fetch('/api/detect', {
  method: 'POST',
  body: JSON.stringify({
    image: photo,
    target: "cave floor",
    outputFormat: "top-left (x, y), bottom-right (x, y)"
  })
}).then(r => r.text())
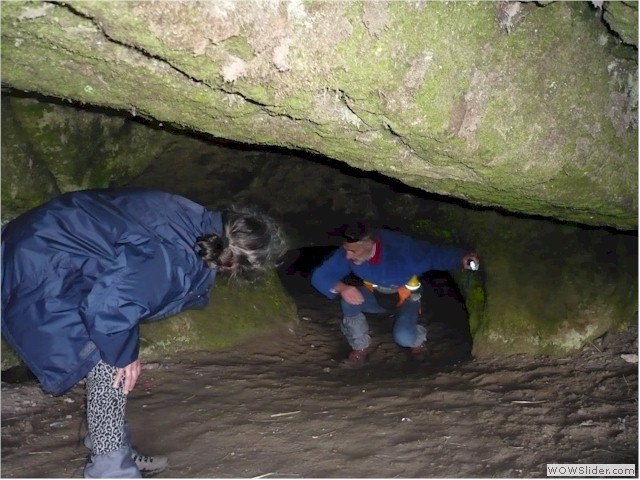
top-left (1, 268), bottom-right (637, 478)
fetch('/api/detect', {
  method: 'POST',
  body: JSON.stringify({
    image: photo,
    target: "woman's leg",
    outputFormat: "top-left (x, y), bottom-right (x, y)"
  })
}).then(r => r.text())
top-left (84, 361), bottom-right (140, 478)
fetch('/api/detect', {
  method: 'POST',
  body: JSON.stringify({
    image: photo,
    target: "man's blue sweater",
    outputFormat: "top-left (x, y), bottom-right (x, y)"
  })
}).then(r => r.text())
top-left (311, 229), bottom-right (465, 299)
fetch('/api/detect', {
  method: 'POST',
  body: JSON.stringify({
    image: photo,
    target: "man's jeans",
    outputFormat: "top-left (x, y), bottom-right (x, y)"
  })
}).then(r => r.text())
top-left (340, 286), bottom-right (426, 350)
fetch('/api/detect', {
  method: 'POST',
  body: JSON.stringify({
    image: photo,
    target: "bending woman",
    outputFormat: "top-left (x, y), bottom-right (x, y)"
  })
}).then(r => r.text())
top-left (1, 188), bottom-right (287, 478)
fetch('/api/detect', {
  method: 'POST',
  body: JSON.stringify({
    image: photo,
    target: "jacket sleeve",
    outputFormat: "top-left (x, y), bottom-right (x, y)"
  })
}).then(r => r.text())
top-left (310, 249), bottom-right (352, 299)
top-left (80, 242), bottom-right (181, 367)
top-left (409, 238), bottom-right (466, 273)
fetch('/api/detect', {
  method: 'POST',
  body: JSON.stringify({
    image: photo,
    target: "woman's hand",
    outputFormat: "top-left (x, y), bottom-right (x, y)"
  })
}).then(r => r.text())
top-left (112, 359), bottom-right (141, 394)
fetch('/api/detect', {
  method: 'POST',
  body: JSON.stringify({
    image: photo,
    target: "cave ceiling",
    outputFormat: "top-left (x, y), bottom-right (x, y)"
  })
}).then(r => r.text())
top-left (1, 0), bottom-right (637, 230)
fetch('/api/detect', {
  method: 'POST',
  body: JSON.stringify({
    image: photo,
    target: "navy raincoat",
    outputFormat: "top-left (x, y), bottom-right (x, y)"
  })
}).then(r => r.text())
top-left (2, 189), bottom-right (221, 395)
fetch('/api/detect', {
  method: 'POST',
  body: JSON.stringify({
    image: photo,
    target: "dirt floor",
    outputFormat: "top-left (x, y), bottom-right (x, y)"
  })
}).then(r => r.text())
top-left (1, 256), bottom-right (638, 478)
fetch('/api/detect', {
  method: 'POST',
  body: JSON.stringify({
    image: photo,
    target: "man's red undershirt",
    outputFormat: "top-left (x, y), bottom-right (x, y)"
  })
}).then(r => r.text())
top-left (369, 238), bottom-right (382, 264)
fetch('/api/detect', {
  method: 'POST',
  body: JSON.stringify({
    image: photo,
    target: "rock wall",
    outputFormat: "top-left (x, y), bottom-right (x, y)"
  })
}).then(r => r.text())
top-left (1, 1), bottom-right (637, 229)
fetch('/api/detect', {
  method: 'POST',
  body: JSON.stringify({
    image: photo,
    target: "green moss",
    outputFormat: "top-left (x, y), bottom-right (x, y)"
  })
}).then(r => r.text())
top-left (412, 218), bottom-right (454, 242)
top-left (603, 1), bottom-right (638, 46)
top-left (222, 36), bottom-right (254, 61)
top-left (333, 6), bottom-right (402, 101)
top-left (472, 218), bottom-right (636, 356)
top-left (0, 97), bottom-right (61, 219)
top-left (139, 271), bottom-right (299, 358)
top-left (5, 97), bottom-right (176, 193)
top-left (393, 3), bottom-right (494, 132)
top-left (466, 284), bottom-right (487, 336)
top-left (1, 338), bottom-right (23, 371)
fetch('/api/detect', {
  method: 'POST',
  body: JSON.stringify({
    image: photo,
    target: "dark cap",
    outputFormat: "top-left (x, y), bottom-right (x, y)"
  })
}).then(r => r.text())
top-left (341, 222), bottom-right (370, 243)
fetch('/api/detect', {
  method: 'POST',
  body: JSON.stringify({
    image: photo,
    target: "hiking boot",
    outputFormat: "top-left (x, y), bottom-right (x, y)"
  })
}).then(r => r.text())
top-left (132, 452), bottom-right (169, 477)
top-left (342, 348), bottom-right (368, 368)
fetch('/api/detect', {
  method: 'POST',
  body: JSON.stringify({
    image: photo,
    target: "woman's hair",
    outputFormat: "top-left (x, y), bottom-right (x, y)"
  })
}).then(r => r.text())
top-left (196, 207), bottom-right (287, 283)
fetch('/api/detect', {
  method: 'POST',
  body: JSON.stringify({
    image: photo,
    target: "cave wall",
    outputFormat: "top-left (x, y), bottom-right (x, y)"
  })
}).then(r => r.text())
top-left (1, 95), bottom-right (181, 220)
top-left (1, 1), bottom-right (637, 229)
top-left (1, 96), bottom-right (636, 363)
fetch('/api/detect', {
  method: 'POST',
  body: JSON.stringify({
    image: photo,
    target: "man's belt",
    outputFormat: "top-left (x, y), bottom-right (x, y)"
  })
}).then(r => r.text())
top-left (363, 282), bottom-right (414, 307)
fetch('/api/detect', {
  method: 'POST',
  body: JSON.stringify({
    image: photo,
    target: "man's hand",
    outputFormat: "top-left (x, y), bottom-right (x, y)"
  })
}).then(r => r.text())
top-left (462, 252), bottom-right (480, 271)
top-left (112, 359), bottom-right (141, 395)
top-left (333, 282), bottom-right (364, 305)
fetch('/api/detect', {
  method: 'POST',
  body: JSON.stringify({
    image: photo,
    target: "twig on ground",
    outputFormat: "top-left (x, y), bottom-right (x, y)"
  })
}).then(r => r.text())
top-left (270, 411), bottom-right (301, 418)
top-left (253, 473), bottom-right (301, 478)
top-left (311, 430), bottom-right (336, 439)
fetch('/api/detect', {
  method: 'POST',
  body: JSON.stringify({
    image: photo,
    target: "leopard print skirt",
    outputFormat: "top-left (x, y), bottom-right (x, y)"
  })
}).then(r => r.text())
top-left (85, 361), bottom-right (128, 455)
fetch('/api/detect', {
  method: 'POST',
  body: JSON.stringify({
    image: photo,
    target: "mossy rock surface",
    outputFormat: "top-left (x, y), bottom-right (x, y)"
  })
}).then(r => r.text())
top-left (139, 272), bottom-right (299, 358)
top-left (0, 97), bottom-right (60, 221)
top-left (444, 207), bottom-right (637, 357)
top-left (0, 1), bottom-right (636, 229)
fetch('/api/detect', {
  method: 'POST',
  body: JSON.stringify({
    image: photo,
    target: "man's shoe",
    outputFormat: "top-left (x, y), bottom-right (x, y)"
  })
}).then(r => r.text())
top-left (410, 344), bottom-right (427, 360)
top-left (132, 452), bottom-right (169, 477)
top-left (342, 349), bottom-right (368, 368)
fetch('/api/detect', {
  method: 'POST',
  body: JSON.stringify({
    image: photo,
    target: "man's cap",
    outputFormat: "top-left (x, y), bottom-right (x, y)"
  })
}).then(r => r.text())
top-left (341, 222), bottom-right (369, 243)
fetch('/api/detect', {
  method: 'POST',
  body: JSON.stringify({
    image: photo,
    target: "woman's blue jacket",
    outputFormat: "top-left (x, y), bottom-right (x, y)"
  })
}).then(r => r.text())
top-left (1, 189), bottom-right (221, 395)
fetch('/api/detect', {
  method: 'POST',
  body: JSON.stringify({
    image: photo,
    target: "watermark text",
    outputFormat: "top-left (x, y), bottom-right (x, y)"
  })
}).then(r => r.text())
top-left (547, 464), bottom-right (636, 477)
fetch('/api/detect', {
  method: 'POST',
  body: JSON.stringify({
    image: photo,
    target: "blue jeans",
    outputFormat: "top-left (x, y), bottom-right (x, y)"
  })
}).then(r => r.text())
top-left (340, 286), bottom-right (426, 350)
